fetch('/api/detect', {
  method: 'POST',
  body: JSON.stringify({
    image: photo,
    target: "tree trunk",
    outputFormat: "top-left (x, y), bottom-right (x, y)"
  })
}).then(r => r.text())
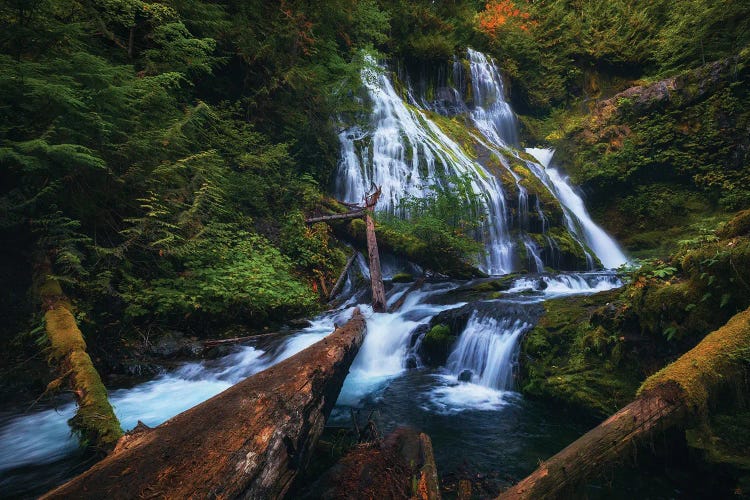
top-left (305, 427), bottom-right (441, 500)
top-left (329, 252), bottom-right (358, 301)
top-left (306, 211), bottom-right (365, 224)
top-left (499, 306), bottom-right (750, 499)
top-left (43, 308), bottom-right (367, 499)
top-left (366, 211), bottom-right (387, 313)
top-left (36, 260), bottom-right (122, 451)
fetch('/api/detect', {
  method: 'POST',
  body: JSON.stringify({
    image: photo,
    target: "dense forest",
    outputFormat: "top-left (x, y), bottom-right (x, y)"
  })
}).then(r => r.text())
top-left (1, 0), bottom-right (749, 498)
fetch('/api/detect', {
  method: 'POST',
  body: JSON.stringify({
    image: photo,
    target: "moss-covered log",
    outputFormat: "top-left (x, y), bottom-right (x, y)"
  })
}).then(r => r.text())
top-left (43, 308), bottom-right (367, 499)
top-left (500, 306), bottom-right (750, 499)
top-left (37, 267), bottom-right (122, 451)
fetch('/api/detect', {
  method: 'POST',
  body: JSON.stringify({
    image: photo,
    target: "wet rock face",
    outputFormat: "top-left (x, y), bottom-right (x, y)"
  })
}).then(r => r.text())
top-left (149, 331), bottom-right (204, 359)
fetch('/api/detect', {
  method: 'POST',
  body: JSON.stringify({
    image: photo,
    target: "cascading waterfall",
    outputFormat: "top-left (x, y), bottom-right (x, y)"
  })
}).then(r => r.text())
top-left (446, 313), bottom-right (529, 389)
top-left (338, 50), bottom-right (626, 275)
top-left (337, 56), bottom-right (515, 274)
top-left (525, 147), bottom-right (628, 269)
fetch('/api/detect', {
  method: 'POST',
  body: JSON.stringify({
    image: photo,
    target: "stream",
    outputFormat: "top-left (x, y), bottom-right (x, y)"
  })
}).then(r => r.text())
top-left (0, 272), bottom-right (621, 497)
top-left (1, 47), bottom-right (637, 497)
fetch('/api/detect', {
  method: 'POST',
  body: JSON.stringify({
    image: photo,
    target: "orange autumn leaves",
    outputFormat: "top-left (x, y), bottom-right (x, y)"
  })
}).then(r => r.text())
top-left (477, 0), bottom-right (536, 36)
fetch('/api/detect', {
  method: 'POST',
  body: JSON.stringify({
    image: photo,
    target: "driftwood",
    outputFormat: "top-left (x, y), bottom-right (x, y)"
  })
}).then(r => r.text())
top-left (365, 186), bottom-right (387, 313)
top-left (35, 258), bottom-right (122, 451)
top-left (329, 252), bottom-right (358, 301)
top-left (499, 306), bottom-right (750, 499)
top-left (306, 211), bottom-right (365, 224)
top-left (44, 308), bottom-right (367, 499)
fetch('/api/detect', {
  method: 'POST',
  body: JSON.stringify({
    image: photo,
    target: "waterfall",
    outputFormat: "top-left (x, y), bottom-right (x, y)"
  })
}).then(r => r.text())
top-left (466, 48), bottom-right (519, 146)
top-left (446, 313), bottom-right (529, 390)
top-left (336, 56), bottom-right (515, 274)
top-left (525, 148), bottom-right (628, 269)
top-left (337, 50), bottom-right (625, 274)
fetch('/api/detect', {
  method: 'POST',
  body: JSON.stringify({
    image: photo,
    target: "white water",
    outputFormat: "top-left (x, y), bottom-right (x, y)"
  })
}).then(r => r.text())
top-left (525, 148), bottom-right (628, 269)
top-left (507, 273), bottom-right (622, 296)
top-left (447, 314), bottom-right (528, 389)
top-left (337, 56), bottom-right (515, 274)
top-left (338, 51), bottom-right (625, 274)
top-left (466, 48), bottom-right (518, 146)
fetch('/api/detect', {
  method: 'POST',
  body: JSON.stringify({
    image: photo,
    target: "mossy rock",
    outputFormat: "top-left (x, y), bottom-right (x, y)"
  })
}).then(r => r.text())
top-left (420, 324), bottom-right (455, 366)
top-left (717, 209), bottom-right (750, 239)
top-left (391, 272), bottom-right (414, 283)
top-left (519, 290), bottom-right (642, 417)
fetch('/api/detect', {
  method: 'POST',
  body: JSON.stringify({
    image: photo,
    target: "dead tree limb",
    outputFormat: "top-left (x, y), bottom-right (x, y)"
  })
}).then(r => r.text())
top-left (43, 308), bottom-right (367, 500)
top-left (35, 259), bottom-right (122, 451)
top-left (329, 252), bottom-right (358, 301)
top-left (306, 211), bottom-right (365, 224)
top-left (365, 186), bottom-right (387, 313)
top-left (499, 306), bottom-right (750, 499)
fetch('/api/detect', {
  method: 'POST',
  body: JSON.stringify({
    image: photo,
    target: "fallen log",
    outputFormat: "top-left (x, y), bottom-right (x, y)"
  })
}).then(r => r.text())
top-left (499, 306), bottom-right (750, 500)
top-left (44, 308), bottom-right (367, 499)
top-left (306, 211), bottom-right (365, 224)
top-left (36, 260), bottom-right (122, 451)
top-left (329, 252), bottom-right (358, 301)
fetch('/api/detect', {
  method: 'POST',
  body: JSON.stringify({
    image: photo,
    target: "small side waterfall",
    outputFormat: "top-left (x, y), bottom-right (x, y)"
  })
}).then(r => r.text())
top-left (526, 148), bottom-right (628, 269)
top-left (446, 313), bottom-right (529, 389)
top-left (466, 48), bottom-right (519, 146)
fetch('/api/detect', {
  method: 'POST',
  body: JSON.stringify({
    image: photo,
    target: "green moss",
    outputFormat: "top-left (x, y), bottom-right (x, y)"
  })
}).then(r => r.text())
top-left (421, 324), bottom-right (455, 366)
top-left (519, 291), bottom-right (641, 417)
top-left (686, 410), bottom-right (750, 470)
top-left (717, 209), bottom-right (750, 239)
top-left (638, 307), bottom-right (750, 413)
top-left (45, 293), bottom-right (123, 450)
top-left (392, 272), bottom-right (414, 283)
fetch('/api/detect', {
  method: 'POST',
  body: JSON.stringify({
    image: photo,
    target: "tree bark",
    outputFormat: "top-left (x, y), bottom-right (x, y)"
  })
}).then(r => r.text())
top-left (329, 252), bottom-right (358, 301)
top-left (306, 211), bottom-right (365, 224)
top-left (499, 306), bottom-right (750, 499)
top-left (43, 308), bottom-right (367, 500)
top-left (366, 211), bottom-right (387, 313)
top-left (36, 260), bottom-right (123, 451)
top-left (305, 427), bottom-right (441, 500)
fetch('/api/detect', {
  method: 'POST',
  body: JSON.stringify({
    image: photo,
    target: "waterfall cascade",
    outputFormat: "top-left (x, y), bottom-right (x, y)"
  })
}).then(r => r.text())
top-left (337, 50), bottom-right (627, 274)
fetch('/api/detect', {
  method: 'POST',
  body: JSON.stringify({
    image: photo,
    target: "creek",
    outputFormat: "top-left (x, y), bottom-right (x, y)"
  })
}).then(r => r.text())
top-left (1, 49), bottom-right (631, 497)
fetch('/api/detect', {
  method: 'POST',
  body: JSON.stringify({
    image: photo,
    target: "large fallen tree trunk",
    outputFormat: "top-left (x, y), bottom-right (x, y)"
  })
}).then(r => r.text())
top-left (44, 308), bottom-right (367, 499)
top-left (499, 306), bottom-right (750, 499)
top-left (36, 260), bottom-right (123, 451)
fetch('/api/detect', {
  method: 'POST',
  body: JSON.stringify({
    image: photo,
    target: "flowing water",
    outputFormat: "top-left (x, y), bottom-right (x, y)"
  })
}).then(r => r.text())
top-left (0, 49), bottom-right (630, 497)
